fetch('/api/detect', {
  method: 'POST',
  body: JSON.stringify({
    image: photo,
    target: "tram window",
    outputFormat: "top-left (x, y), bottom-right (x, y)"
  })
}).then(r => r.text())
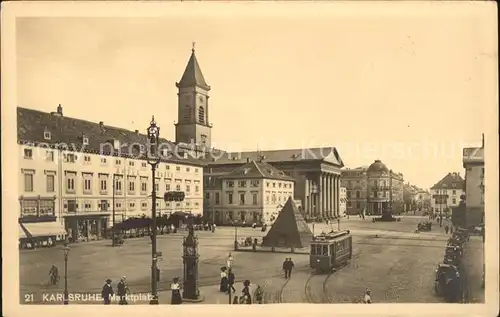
top-left (329, 244), bottom-right (334, 255)
top-left (337, 241), bottom-right (344, 252)
top-left (316, 245), bottom-right (322, 255)
top-left (310, 245), bottom-right (316, 255)
top-left (322, 245), bottom-right (328, 255)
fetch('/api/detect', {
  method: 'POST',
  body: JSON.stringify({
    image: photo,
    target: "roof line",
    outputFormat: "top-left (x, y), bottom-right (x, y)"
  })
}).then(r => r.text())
top-left (252, 160), bottom-right (265, 177)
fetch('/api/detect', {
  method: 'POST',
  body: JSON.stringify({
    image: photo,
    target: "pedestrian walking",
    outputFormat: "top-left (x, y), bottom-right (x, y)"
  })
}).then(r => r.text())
top-left (220, 267), bottom-right (228, 292)
top-left (227, 268), bottom-right (236, 294)
top-left (240, 280), bottom-right (252, 304)
top-left (101, 279), bottom-right (114, 305)
top-left (49, 265), bottom-right (59, 285)
top-left (364, 289), bottom-right (372, 303)
top-left (254, 285), bottom-right (264, 304)
top-left (171, 277), bottom-right (182, 305)
top-left (212, 223), bottom-right (216, 233)
top-left (117, 276), bottom-right (129, 305)
top-left (227, 252), bottom-right (234, 269)
top-left (282, 258), bottom-right (289, 278)
top-left (444, 225), bottom-right (449, 235)
top-left (286, 258), bottom-right (295, 278)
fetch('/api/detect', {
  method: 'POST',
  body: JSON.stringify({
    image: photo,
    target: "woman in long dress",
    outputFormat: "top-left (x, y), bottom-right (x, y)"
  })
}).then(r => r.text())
top-left (220, 267), bottom-right (228, 292)
top-left (171, 277), bottom-right (182, 305)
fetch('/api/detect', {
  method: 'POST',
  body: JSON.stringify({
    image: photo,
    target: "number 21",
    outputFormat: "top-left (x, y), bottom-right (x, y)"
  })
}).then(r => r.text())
top-left (24, 294), bottom-right (34, 302)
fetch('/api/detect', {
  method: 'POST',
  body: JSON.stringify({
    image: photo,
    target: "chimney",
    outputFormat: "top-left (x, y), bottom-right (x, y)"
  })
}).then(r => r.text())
top-left (57, 104), bottom-right (63, 116)
top-left (99, 121), bottom-right (104, 126)
top-left (135, 129), bottom-right (139, 134)
top-left (246, 157), bottom-right (250, 163)
top-left (481, 133), bottom-right (484, 148)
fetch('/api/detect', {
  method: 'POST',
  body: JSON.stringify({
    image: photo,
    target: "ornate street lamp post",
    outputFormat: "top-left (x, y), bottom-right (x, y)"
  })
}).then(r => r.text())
top-left (147, 116), bottom-right (161, 305)
top-left (62, 244), bottom-right (70, 305)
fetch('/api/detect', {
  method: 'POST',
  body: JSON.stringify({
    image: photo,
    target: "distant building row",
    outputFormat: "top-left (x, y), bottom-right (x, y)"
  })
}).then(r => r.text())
top-left (340, 160), bottom-right (405, 215)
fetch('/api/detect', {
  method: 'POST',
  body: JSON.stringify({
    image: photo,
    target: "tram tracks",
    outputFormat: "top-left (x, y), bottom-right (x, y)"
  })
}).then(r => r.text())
top-left (304, 272), bottom-right (333, 303)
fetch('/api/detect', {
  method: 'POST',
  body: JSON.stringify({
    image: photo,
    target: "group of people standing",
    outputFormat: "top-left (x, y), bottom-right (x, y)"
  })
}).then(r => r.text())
top-left (282, 258), bottom-right (295, 279)
top-left (101, 276), bottom-right (130, 305)
top-left (219, 253), bottom-right (253, 304)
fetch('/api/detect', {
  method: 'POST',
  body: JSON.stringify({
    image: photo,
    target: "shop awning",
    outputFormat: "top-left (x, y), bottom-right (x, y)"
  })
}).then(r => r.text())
top-left (19, 222), bottom-right (67, 239)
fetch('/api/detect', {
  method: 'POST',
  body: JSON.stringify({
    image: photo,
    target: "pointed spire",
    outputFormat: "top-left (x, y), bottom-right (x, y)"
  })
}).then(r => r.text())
top-left (176, 44), bottom-right (210, 90)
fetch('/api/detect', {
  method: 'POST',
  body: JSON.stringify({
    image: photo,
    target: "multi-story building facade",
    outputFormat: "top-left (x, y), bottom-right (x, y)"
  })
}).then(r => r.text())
top-left (462, 135), bottom-right (485, 225)
top-left (340, 160), bottom-right (405, 215)
top-left (339, 187), bottom-right (347, 215)
top-left (204, 160), bottom-right (294, 225)
top-left (430, 172), bottom-right (465, 215)
top-left (18, 105), bottom-right (204, 244)
top-left (416, 189), bottom-right (431, 210)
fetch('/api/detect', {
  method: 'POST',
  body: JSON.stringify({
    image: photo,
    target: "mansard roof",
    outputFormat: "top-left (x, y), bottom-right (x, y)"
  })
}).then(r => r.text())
top-left (204, 147), bottom-right (344, 167)
top-left (17, 106), bottom-right (205, 167)
top-left (221, 160), bottom-right (294, 181)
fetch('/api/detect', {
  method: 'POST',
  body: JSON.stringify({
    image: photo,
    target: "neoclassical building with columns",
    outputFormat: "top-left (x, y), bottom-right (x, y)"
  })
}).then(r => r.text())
top-left (203, 150), bottom-right (343, 221)
top-left (167, 46), bottom-right (345, 221)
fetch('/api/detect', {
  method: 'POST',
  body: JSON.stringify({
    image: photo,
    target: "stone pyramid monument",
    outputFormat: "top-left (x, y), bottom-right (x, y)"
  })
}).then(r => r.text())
top-left (262, 197), bottom-right (313, 248)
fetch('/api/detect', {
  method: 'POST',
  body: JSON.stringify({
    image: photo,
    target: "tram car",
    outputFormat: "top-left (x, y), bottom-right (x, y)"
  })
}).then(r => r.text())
top-left (309, 230), bottom-right (353, 272)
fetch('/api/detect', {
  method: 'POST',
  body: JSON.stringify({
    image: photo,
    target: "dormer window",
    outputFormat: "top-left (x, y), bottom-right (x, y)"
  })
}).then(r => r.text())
top-left (44, 130), bottom-right (51, 140)
top-left (83, 135), bottom-right (89, 145)
top-left (113, 139), bottom-right (120, 150)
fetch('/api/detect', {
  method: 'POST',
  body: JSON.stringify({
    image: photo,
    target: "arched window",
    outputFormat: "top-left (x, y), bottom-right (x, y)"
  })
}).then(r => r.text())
top-left (198, 106), bottom-right (205, 124)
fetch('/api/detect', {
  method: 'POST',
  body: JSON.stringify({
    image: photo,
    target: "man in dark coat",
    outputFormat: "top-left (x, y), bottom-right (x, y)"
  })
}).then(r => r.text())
top-left (49, 265), bottom-right (59, 285)
top-left (282, 258), bottom-right (289, 279)
top-left (101, 279), bottom-right (114, 304)
top-left (227, 268), bottom-right (236, 294)
top-left (117, 276), bottom-right (128, 305)
top-left (285, 258), bottom-right (295, 279)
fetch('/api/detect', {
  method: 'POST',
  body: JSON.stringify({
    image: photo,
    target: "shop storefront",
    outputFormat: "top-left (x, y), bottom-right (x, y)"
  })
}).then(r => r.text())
top-left (18, 195), bottom-right (66, 249)
top-left (64, 213), bottom-right (111, 243)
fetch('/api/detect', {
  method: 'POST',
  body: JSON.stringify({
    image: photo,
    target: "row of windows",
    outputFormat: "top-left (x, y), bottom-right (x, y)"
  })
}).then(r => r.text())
top-left (226, 192), bottom-right (259, 205)
top-left (225, 180), bottom-right (260, 188)
top-left (22, 172), bottom-right (200, 195)
top-left (266, 193), bottom-right (293, 203)
top-left (310, 239), bottom-right (350, 255)
top-left (434, 198), bottom-right (457, 204)
top-left (265, 181), bottom-right (292, 189)
top-left (434, 189), bottom-right (459, 195)
top-left (226, 211), bottom-right (262, 222)
top-left (62, 199), bottom-right (200, 212)
top-left (220, 180), bottom-right (293, 190)
top-left (23, 149), bottom-right (199, 173)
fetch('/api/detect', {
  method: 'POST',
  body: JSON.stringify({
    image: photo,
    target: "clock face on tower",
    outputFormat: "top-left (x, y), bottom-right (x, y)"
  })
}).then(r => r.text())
top-left (186, 246), bottom-right (195, 256)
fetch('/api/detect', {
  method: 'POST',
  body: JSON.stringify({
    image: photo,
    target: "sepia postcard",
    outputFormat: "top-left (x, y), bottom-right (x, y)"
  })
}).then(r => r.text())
top-left (2, 1), bottom-right (499, 317)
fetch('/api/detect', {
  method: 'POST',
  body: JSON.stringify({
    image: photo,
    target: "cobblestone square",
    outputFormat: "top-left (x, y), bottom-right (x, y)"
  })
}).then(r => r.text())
top-left (20, 216), bottom-right (485, 304)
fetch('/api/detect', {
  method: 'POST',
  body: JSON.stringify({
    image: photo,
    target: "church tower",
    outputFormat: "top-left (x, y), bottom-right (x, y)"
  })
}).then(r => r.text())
top-left (175, 44), bottom-right (212, 149)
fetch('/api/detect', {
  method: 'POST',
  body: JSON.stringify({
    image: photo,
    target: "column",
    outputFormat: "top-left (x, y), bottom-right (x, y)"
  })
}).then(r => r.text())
top-left (326, 175), bottom-right (330, 218)
top-left (304, 176), bottom-right (311, 216)
top-left (97, 219), bottom-right (102, 240)
top-left (331, 175), bottom-right (335, 218)
top-left (323, 173), bottom-right (330, 218)
top-left (335, 176), bottom-right (340, 217)
top-left (309, 178), bottom-right (313, 218)
top-left (324, 176), bottom-right (328, 218)
top-left (316, 173), bottom-right (323, 216)
top-left (307, 179), bottom-right (314, 218)
top-left (330, 174), bottom-right (335, 218)
top-left (85, 220), bottom-right (90, 241)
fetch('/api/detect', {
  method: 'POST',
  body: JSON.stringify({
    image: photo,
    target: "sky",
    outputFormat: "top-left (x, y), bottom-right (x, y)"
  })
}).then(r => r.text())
top-left (15, 4), bottom-right (496, 190)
